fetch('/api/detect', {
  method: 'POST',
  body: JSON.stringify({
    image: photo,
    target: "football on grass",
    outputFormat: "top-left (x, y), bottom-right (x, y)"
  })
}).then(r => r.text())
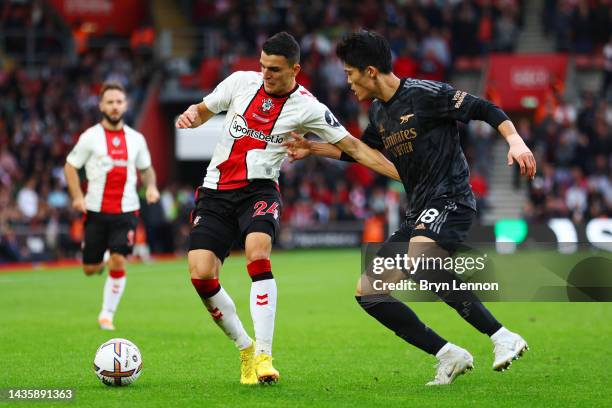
top-left (94, 338), bottom-right (143, 386)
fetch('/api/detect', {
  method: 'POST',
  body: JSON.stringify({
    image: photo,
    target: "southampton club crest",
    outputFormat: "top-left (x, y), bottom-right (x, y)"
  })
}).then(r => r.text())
top-left (261, 98), bottom-right (274, 112)
top-left (112, 136), bottom-right (121, 147)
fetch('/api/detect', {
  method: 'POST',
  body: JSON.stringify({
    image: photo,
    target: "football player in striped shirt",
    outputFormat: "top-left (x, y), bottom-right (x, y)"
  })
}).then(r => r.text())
top-left (65, 82), bottom-right (160, 331)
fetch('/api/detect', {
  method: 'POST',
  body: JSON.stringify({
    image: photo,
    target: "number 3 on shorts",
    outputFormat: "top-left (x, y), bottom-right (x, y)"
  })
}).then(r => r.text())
top-left (418, 208), bottom-right (440, 224)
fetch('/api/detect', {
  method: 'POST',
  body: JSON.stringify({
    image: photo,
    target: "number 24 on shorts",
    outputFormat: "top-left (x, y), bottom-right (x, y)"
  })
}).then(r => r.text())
top-left (253, 201), bottom-right (280, 218)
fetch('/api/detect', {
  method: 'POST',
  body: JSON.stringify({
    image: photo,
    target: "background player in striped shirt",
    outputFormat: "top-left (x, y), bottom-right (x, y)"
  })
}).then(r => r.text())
top-left (64, 82), bottom-right (160, 331)
top-left (176, 32), bottom-right (398, 385)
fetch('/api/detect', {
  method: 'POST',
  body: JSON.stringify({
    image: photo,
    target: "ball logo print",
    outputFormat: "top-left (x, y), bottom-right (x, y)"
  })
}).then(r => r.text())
top-left (93, 338), bottom-right (143, 386)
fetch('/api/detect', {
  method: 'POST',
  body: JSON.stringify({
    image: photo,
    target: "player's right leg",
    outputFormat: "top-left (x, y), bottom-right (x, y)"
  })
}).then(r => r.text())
top-left (189, 250), bottom-right (256, 384)
top-left (355, 225), bottom-right (472, 385)
top-left (188, 189), bottom-right (256, 384)
top-left (82, 212), bottom-right (107, 276)
top-left (356, 274), bottom-right (473, 385)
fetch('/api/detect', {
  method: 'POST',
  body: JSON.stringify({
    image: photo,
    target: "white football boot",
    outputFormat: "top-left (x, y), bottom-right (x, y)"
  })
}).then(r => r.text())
top-left (426, 343), bottom-right (474, 385)
top-left (491, 327), bottom-right (529, 371)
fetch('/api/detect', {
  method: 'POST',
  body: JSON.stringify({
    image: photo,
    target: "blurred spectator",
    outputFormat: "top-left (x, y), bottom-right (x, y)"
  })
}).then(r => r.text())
top-left (495, 6), bottom-right (519, 52)
top-left (603, 35), bottom-right (612, 100)
top-left (470, 170), bottom-right (489, 219)
top-left (16, 178), bottom-right (38, 219)
top-left (572, 0), bottom-right (594, 54)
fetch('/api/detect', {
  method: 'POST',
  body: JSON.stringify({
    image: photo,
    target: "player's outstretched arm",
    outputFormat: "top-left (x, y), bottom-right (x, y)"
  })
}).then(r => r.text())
top-left (283, 133), bottom-right (343, 162)
top-left (139, 167), bottom-right (160, 204)
top-left (64, 162), bottom-right (86, 213)
top-left (284, 132), bottom-right (399, 181)
top-left (498, 120), bottom-right (536, 180)
top-left (175, 102), bottom-right (215, 129)
top-left (335, 135), bottom-right (400, 181)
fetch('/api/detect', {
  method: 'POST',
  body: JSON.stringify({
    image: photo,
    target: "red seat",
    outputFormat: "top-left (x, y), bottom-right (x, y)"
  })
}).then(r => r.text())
top-left (198, 57), bottom-right (222, 89)
top-left (393, 57), bottom-right (417, 78)
top-left (230, 57), bottom-right (260, 73)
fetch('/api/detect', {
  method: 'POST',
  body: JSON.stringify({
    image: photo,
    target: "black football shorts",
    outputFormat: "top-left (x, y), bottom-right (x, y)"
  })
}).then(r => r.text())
top-left (82, 211), bottom-right (138, 264)
top-left (189, 180), bottom-right (282, 262)
top-left (381, 198), bottom-right (475, 255)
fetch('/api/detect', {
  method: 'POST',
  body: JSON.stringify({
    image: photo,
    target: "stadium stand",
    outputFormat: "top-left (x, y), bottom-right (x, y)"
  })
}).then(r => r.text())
top-left (0, 0), bottom-right (609, 262)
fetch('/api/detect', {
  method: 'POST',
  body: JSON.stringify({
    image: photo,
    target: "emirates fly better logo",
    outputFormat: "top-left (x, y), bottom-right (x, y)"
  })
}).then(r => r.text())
top-left (229, 114), bottom-right (284, 143)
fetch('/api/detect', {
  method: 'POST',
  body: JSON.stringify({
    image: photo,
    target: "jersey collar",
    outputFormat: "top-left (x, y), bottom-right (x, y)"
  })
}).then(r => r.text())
top-left (381, 78), bottom-right (407, 107)
top-left (262, 83), bottom-right (299, 99)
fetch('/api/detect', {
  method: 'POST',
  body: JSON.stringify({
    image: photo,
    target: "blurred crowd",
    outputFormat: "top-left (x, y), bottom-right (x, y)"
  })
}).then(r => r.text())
top-left (187, 0), bottom-right (528, 81)
top-left (1, 0), bottom-right (610, 262)
top-left (542, 0), bottom-right (611, 54)
top-left (0, 0), bottom-right (68, 62)
top-left (524, 89), bottom-right (612, 223)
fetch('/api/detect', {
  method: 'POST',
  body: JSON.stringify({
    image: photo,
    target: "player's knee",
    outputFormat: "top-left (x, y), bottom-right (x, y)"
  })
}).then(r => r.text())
top-left (83, 264), bottom-right (102, 276)
top-left (189, 262), bottom-right (216, 280)
top-left (246, 251), bottom-right (270, 265)
top-left (188, 250), bottom-right (219, 280)
top-left (244, 233), bottom-right (272, 264)
top-left (108, 253), bottom-right (126, 270)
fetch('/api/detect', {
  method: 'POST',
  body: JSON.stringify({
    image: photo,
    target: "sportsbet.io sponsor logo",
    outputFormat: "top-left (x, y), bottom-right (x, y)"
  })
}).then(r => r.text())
top-left (229, 114), bottom-right (284, 143)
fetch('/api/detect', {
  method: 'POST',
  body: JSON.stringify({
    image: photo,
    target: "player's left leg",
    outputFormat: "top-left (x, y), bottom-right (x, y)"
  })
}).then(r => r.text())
top-left (244, 230), bottom-right (279, 383)
top-left (238, 181), bottom-right (282, 384)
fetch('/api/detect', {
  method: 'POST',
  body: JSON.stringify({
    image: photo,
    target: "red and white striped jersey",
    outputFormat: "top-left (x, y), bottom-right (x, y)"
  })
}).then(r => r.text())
top-left (202, 71), bottom-right (348, 190)
top-left (66, 124), bottom-right (152, 213)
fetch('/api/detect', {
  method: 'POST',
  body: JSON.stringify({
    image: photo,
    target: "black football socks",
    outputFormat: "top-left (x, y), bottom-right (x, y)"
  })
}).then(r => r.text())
top-left (356, 295), bottom-right (447, 355)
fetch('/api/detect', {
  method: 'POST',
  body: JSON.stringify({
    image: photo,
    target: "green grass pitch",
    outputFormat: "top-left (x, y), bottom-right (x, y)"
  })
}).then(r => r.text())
top-left (1, 249), bottom-right (610, 407)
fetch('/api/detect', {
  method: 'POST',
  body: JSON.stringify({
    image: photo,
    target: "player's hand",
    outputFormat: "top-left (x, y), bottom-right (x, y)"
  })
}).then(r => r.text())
top-left (72, 197), bottom-right (86, 213)
top-left (175, 106), bottom-right (199, 129)
top-left (282, 132), bottom-right (312, 163)
top-left (145, 185), bottom-right (160, 204)
top-left (507, 138), bottom-right (536, 180)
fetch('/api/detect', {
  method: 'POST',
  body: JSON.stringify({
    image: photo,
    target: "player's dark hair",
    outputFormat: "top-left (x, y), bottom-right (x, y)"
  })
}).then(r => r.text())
top-left (262, 32), bottom-right (300, 65)
top-left (336, 30), bottom-right (392, 74)
top-left (99, 82), bottom-right (126, 99)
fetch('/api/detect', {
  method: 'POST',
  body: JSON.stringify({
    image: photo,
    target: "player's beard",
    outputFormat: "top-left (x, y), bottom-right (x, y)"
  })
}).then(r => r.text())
top-left (103, 112), bottom-right (123, 126)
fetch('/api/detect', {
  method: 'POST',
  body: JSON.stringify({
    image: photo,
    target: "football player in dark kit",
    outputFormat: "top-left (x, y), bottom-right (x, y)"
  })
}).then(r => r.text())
top-left (284, 30), bottom-right (536, 385)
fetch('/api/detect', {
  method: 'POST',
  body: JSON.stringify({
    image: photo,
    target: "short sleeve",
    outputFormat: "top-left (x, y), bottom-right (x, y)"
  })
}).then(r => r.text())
top-left (300, 101), bottom-right (348, 144)
top-left (202, 71), bottom-right (244, 113)
top-left (135, 135), bottom-right (152, 170)
top-left (66, 132), bottom-right (92, 169)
